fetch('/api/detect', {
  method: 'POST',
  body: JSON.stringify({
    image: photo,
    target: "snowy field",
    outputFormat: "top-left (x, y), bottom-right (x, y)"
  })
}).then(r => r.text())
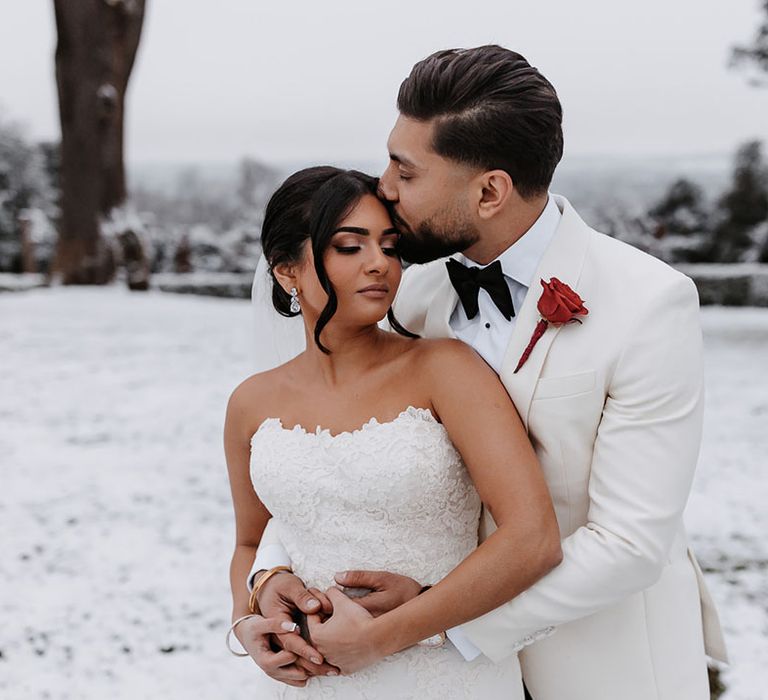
top-left (1, 288), bottom-right (766, 699)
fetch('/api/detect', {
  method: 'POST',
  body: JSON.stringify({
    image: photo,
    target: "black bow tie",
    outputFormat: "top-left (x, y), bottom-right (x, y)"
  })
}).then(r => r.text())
top-left (446, 259), bottom-right (515, 321)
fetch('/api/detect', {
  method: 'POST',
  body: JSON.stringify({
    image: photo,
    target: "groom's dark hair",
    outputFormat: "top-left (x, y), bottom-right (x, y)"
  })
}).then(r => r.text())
top-left (397, 45), bottom-right (563, 199)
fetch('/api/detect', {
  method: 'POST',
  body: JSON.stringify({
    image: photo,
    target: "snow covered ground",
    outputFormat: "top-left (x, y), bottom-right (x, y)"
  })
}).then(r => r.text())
top-left (1, 288), bottom-right (766, 699)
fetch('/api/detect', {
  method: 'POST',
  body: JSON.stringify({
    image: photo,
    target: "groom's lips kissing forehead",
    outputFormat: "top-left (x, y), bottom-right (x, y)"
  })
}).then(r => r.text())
top-left (393, 210), bottom-right (414, 234)
top-left (381, 200), bottom-right (412, 234)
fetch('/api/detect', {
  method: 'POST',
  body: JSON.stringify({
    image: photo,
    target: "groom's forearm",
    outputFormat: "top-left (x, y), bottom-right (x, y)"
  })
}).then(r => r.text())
top-left (460, 519), bottom-right (683, 662)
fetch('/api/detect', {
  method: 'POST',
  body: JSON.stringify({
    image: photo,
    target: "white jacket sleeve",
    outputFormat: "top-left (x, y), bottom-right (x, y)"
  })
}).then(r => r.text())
top-left (246, 518), bottom-right (293, 590)
top-left (461, 276), bottom-right (706, 662)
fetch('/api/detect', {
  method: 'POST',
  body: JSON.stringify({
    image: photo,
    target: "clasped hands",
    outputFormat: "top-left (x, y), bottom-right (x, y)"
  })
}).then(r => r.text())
top-left (244, 569), bottom-right (422, 686)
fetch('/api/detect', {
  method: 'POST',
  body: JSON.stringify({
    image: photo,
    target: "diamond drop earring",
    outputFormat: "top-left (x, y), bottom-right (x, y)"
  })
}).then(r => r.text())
top-left (289, 287), bottom-right (301, 314)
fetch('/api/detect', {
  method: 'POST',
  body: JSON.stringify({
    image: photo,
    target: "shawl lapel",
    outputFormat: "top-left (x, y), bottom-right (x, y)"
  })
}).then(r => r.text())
top-left (498, 196), bottom-right (592, 430)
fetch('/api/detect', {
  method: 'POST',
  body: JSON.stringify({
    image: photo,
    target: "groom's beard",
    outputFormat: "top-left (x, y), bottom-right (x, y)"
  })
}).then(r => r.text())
top-left (393, 210), bottom-right (480, 265)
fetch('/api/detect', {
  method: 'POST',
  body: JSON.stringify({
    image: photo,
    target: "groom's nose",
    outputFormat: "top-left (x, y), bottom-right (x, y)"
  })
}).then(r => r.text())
top-left (378, 168), bottom-right (398, 203)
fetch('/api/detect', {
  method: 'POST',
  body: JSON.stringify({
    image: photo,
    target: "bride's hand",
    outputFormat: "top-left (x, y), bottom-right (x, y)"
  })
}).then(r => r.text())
top-left (308, 587), bottom-right (383, 675)
top-left (334, 570), bottom-right (422, 616)
top-left (255, 576), bottom-right (339, 680)
top-left (235, 616), bottom-right (314, 687)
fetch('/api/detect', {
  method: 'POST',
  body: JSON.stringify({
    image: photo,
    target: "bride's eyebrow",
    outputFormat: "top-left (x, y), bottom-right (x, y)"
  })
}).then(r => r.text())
top-left (333, 227), bottom-right (400, 236)
top-left (334, 227), bottom-right (369, 235)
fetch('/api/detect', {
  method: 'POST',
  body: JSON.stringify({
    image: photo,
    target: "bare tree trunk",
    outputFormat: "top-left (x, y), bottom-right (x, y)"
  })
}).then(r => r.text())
top-left (52, 0), bottom-right (146, 284)
top-left (19, 215), bottom-right (37, 273)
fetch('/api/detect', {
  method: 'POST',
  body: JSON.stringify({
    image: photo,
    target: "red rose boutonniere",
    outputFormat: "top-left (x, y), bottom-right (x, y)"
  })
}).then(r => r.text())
top-left (513, 278), bottom-right (588, 373)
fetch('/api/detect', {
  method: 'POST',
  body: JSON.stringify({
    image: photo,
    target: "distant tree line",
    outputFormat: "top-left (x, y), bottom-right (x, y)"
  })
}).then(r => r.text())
top-left (131, 158), bottom-right (280, 275)
top-left (4, 0), bottom-right (768, 276)
top-left (635, 0), bottom-right (768, 264)
top-left (628, 140), bottom-right (768, 264)
top-left (0, 115), bottom-right (59, 273)
top-left (2, 122), bottom-right (767, 274)
top-left (0, 117), bottom-right (279, 276)
top-left (731, 0), bottom-right (768, 86)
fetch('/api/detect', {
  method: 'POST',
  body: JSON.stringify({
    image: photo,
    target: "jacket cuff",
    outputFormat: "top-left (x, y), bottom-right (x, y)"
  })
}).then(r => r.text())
top-left (446, 624), bottom-right (484, 661)
top-left (246, 543), bottom-right (292, 591)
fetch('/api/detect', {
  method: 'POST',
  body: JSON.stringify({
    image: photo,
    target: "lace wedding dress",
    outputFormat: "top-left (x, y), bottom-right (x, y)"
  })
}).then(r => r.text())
top-left (249, 406), bottom-right (524, 699)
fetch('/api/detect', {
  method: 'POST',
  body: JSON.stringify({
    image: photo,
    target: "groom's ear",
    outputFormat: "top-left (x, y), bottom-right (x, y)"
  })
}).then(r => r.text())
top-left (477, 170), bottom-right (514, 220)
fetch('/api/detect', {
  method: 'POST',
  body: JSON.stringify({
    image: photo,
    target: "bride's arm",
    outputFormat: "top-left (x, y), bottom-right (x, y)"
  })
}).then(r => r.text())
top-left (224, 381), bottom-right (333, 685)
top-left (224, 385), bottom-right (273, 623)
top-left (309, 340), bottom-right (562, 671)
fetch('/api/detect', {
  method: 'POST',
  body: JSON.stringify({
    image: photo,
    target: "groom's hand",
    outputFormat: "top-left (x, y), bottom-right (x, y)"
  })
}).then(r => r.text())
top-left (256, 573), bottom-right (339, 679)
top-left (334, 570), bottom-right (422, 616)
top-left (257, 571), bottom-right (327, 618)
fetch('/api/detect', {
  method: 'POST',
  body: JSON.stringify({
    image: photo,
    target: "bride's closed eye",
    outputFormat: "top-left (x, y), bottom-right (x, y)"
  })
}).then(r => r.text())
top-left (332, 245), bottom-right (400, 257)
top-left (333, 246), bottom-right (362, 255)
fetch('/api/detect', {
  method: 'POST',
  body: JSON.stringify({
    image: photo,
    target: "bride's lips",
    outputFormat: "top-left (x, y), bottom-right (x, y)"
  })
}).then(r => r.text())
top-left (357, 284), bottom-right (390, 298)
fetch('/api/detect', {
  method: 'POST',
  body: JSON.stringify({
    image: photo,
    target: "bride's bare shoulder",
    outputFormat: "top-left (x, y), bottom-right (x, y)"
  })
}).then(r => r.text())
top-left (409, 337), bottom-right (491, 375)
top-left (226, 362), bottom-right (297, 430)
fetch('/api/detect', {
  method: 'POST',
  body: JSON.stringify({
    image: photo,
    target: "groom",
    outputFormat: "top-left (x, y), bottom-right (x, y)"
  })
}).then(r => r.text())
top-left (247, 46), bottom-right (727, 698)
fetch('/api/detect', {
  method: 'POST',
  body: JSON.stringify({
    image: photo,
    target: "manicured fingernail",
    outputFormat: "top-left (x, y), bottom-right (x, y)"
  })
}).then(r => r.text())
top-left (312, 656), bottom-right (322, 664)
top-left (308, 598), bottom-right (320, 608)
top-left (327, 670), bottom-right (339, 676)
top-left (335, 571), bottom-right (347, 581)
top-left (281, 621), bottom-right (298, 632)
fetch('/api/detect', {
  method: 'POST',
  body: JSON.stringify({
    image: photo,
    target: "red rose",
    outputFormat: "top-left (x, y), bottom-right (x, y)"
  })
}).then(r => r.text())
top-left (537, 278), bottom-right (588, 325)
top-left (514, 278), bottom-right (588, 373)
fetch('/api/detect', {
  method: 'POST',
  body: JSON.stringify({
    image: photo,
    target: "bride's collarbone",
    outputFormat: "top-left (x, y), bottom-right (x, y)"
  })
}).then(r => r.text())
top-left (269, 393), bottom-right (433, 438)
top-left (260, 378), bottom-right (432, 439)
top-left (246, 339), bottom-right (433, 437)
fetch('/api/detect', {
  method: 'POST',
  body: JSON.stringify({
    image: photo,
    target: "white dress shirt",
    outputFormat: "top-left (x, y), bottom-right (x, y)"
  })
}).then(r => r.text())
top-left (248, 195), bottom-right (562, 661)
top-left (449, 195), bottom-right (561, 373)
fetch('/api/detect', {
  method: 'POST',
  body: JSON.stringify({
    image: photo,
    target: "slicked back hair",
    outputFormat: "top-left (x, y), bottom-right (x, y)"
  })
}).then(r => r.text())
top-left (397, 45), bottom-right (563, 199)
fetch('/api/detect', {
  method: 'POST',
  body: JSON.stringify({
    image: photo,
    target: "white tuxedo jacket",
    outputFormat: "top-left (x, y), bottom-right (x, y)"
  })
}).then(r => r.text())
top-left (392, 195), bottom-right (726, 700)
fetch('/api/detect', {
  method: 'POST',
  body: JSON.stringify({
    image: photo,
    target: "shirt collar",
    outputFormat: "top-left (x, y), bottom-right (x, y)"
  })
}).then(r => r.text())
top-left (458, 194), bottom-right (561, 289)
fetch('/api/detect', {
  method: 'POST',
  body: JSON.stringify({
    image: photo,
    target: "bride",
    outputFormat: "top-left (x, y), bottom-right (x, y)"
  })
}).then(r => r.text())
top-left (224, 166), bottom-right (562, 698)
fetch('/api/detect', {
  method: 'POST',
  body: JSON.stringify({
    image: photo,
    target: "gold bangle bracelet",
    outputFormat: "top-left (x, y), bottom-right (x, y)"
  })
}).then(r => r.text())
top-left (248, 565), bottom-right (293, 614)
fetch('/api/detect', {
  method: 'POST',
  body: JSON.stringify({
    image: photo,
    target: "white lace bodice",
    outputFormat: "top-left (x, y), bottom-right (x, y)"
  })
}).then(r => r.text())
top-left (250, 406), bottom-right (481, 589)
top-left (248, 405), bottom-right (523, 699)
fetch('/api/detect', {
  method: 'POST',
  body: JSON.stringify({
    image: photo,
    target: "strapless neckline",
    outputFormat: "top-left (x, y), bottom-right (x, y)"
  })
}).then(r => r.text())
top-left (252, 405), bottom-right (441, 441)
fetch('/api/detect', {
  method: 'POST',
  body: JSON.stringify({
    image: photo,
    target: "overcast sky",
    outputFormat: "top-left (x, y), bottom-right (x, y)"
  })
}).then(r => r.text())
top-left (1, 0), bottom-right (767, 168)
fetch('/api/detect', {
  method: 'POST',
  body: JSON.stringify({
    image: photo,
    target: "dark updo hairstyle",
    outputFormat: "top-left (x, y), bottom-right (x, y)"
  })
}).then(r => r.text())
top-left (260, 166), bottom-right (417, 354)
